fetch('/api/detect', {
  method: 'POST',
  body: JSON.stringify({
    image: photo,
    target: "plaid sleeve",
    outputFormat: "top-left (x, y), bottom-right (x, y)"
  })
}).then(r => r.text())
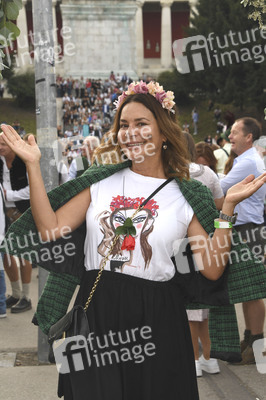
top-left (209, 305), bottom-right (241, 363)
top-left (34, 271), bottom-right (79, 335)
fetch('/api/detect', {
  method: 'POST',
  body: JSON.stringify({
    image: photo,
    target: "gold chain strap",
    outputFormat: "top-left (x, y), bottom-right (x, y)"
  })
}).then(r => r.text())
top-left (83, 205), bottom-right (142, 312)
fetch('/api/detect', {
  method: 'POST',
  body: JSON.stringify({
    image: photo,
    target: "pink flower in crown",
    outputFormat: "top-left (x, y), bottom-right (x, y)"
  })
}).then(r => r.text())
top-left (120, 91), bottom-right (128, 103)
top-left (166, 90), bottom-right (175, 101)
top-left (162, 96), bottom-right (176, 112)
top-left (154, 82), bottom-right (164, 93)
top-left (126, 81), bottom-right (137, 95)
top-left (147, 81), bottom-right (156, 96)
top-left (133, 80), bottom-right (149, 94)
top-left (155, 91), bottom-right (167, 104)
top-left (114, 80), bottom-right (175, 113)
top-left (114, 91), bottom-right (127, 109)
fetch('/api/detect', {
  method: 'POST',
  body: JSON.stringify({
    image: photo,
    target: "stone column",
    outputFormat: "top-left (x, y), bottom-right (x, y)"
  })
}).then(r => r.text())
top-left (60, 1), bottom-right (138, 79)
top-left (15, 0), bottom-right (31, 71)
top-left (136, 0), bottom-right (144, 74)
top-left (160, 0), bottom-right (174, 69)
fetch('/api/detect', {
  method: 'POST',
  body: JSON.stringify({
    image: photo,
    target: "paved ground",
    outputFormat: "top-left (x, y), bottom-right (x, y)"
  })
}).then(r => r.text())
top-left (0, 267), bottom-right (265, 400)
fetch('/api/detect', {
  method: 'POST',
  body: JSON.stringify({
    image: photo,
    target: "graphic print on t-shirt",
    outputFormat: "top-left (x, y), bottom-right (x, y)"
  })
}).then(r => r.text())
top-left (96, 195), bottom-right (159, 273)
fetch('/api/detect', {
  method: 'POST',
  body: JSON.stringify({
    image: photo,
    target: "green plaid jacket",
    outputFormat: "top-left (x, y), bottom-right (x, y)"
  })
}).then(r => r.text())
top-left (1, 161), bottom-right (265, 362)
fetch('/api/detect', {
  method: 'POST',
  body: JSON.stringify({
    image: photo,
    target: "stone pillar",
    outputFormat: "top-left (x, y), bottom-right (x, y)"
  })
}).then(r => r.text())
top-left (160, 0), bottom-right (174, 69)
top-left (15, 0), bottom-right (31, 71)
top-left (136, 0), bottom-right (144, 74)
top-left (60, 1), bottom-right (138, 79)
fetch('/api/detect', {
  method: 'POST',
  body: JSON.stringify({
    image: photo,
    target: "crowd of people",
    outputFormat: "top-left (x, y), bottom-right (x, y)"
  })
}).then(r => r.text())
top-left (0, 76), bottom-right (265, 400)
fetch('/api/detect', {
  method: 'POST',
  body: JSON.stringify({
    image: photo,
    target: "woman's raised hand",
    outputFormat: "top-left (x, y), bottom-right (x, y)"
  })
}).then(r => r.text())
top-left (0, 124), bottom-right (41, 165)
top-left (225, 173), bottom-right (266, 206)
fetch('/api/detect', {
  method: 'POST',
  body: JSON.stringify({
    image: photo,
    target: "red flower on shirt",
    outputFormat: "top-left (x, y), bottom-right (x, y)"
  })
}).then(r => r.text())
top-left (121, 235), bottom-right (135, 251)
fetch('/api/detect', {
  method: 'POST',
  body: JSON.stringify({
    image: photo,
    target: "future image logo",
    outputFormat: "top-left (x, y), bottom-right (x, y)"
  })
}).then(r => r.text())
top-left (53, 326), bottom-right (156, 374)
top-left (173, 28), bottom-right (266, 74)
top-left (53, 335), bottom-right (91, 374)
top-left (173, 35), bottom-right (211, 74)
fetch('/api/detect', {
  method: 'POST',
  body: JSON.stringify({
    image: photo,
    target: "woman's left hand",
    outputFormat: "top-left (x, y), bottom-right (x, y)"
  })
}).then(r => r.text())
top-left (225, 173), bottom-right (266, 206)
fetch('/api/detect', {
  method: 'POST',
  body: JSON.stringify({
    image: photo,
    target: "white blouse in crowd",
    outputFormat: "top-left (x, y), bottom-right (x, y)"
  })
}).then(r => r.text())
top-left (189, 163), bottom-right (224, 200)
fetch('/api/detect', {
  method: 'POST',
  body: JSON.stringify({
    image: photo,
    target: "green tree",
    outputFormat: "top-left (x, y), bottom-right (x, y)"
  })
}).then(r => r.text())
top-left (157, 69), bottom-right (191, 106)
top-left (0, 0), bottom-right (22, 78)
top-left (7, 71), bottom-right (35, 108)
top-left (241, 0), bottom-right (266, 28)
top-left (177, 0), bottom-right (266, 112)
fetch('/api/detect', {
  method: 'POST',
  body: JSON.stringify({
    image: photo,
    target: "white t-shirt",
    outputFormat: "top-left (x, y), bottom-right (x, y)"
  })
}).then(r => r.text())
top-left (213, 143), bottom-right (231, 174)
top-left (189, 163), bottom-right (223, 200)
top-left (84, 168), bottom-right (194, 281)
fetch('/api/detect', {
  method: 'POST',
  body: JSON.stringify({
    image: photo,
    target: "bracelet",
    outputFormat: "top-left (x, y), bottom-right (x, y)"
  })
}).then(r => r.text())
top-left (219, 211), bottom-right (237, 224)
top-left (214, 219), bottom-right (233, 229)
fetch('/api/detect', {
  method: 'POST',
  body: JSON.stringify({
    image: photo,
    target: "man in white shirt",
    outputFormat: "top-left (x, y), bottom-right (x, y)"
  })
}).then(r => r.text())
top-left (213, 132), bottom-right (232, 174)
top-left (220, 117), bottom-right (266, 364)
top-left (0, 134), bottom-right (32, 313)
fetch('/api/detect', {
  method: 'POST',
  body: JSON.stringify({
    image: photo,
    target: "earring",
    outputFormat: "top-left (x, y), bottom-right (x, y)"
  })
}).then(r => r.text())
top-left (163, 143), bottom-right (167, 150)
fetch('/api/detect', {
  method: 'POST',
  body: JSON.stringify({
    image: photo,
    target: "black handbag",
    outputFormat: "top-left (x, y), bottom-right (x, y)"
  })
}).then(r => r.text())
top-left (47, 234), bottom-right (118, 364)
top-left (48, 305), bottom-right (90, 364)
top-left (47, 178), bottom-right (174, 364)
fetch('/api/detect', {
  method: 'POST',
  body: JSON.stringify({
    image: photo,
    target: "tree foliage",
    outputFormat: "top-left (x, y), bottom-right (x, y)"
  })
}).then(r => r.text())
top-left (157, 69), bottom-right (192, 106)
top-left (241, 0), bottom-right (266, 28)
top-left (176, 0), bottom-right (266, 112)
top-left (7, 71), bottom-right (35, 108)
top-left (0, 0), bottom-right (22, 78)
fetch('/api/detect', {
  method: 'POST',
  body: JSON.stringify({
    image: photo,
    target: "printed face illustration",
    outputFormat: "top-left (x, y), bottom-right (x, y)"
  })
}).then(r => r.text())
top-left (111, 208), bottom-right (153, 237)
top-left (97, 196), bottom-right (159, 271)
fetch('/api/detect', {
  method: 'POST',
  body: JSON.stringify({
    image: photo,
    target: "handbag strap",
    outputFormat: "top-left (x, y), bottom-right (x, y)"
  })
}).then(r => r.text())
top-left (140, 177), bottom-right (173, 207)
top-left (83, 176), bottom-right (174, 311)
top-left (222, 147), bottom-right (229, 157)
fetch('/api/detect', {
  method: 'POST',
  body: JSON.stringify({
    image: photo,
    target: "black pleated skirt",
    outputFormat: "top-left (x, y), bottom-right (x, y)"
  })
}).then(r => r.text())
top-left (58, 270), bottom-right (199, 400)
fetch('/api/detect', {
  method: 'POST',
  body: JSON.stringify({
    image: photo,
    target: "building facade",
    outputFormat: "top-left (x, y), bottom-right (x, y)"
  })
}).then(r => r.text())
top-left (14, 0), bottom-right (197, 78)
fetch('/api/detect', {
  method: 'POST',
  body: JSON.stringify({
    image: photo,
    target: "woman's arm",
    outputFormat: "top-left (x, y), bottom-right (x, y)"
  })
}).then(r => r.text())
top-left (187, 173), bottom-right (266, 281)
top-left (1, 124), bottom-right (90, 241)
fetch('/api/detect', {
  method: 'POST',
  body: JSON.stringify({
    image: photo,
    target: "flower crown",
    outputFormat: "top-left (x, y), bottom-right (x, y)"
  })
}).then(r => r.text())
top-left (114, 81), bottom-right (175, 114)
top-left (110, 195), bottom-right (159, 216)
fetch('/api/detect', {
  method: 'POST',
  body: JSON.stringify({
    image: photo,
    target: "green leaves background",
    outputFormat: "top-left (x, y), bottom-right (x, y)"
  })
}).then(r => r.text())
top-left (241, 0), bottom-right (266, 28)
top-left (0, 0), bottom-right (22, 78)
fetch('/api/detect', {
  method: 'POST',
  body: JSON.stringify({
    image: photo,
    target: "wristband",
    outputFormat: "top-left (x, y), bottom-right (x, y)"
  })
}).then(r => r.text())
top-left (214, 219), bottom-right (233, 229)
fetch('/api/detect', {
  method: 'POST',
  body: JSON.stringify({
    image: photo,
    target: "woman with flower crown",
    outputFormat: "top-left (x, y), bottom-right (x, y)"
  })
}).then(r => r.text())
top-left (1, 80), bottom-right (266, 400)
